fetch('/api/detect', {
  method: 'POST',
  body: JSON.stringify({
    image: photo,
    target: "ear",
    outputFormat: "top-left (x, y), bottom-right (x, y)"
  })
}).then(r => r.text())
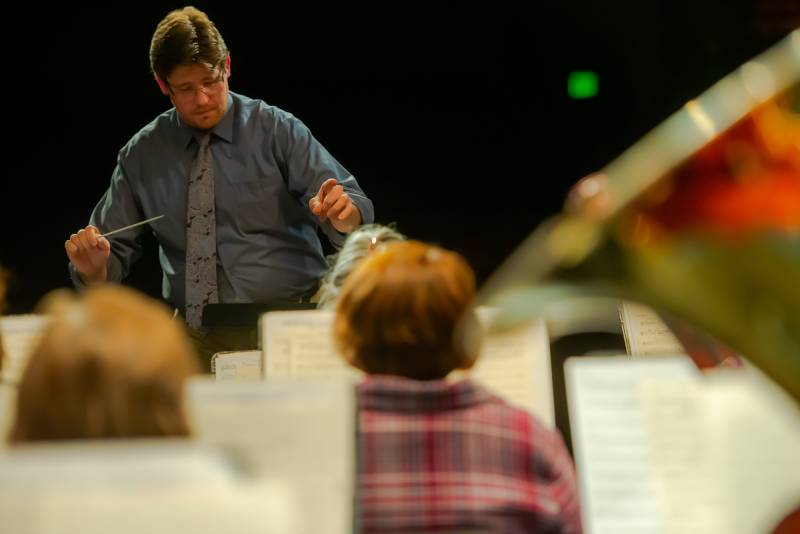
top-left (458, 355), bottom-right (478, 371)
top-left (454, 308), bottom-right (483, 371)
top-left (224, 53), bottom-right (232, 80)
top-left (155, 75), bottom-right (169, 95)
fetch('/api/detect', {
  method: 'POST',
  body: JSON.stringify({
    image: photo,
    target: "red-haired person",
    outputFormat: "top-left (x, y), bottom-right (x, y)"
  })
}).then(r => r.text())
top-left (335, 241), bottom-right (582, 533)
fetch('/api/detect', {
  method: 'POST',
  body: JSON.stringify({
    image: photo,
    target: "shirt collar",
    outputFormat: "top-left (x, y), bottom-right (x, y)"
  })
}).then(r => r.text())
top-left (357, 375), bottom-right (497, 412)
top-left (175, 92), bottom-right (235, 149)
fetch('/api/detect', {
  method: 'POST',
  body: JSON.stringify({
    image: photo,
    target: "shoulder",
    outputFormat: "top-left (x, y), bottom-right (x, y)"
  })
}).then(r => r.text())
top-left (118, 108), bottom-right (180, 161)
top-left (461, 380), bottom-right (564, 446)
top-left (231, 92), bottom-right (308, 135)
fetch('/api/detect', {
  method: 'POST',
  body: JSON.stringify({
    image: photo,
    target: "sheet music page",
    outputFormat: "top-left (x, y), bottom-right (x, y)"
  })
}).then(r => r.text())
top-left (27, 484), bottom-right (286, 534)
top-left (565, 355), bottom-right (699, 534)
top-left (262, 311), bottom-right (360, 380)
top-left (214, 351), bottom-right (262, 381)
top-left (458, 310), bottom-right (554, 426)
top-left (187, 378), bottom-right (354, 476)
top-left (618, 302), bottom-right (684, 356)
top-left (186, 378), bottom-right (355, 534)
top-left (0, 315), bottom-right (50, 383)
top-left (264, 309), bottom-right (556, 425)
top-left (638, 381), bottom-right (722, 533)
top-left (0, 440), bottom-right (239, 486)
top-left (641, 368), bottom-right (800, 534)
top-left (0, 441), bottom-right (286, 534)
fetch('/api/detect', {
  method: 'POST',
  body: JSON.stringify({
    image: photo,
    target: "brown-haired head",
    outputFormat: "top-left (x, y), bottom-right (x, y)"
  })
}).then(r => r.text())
top-left (9, 286), bottom-right (198, 443)
top-left (334, 240), bottom-right (481, 380)
top-left (150, 6), bottom-right (228, 83)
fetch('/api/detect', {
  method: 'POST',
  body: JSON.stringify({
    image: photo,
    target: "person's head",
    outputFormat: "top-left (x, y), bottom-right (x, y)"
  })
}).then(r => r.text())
top-left (150, 6), bottom-right (230, 130)
top-left (9, 286), bottom-right (198, 443)
top-left (316, 224), bottom-right (406, 309)
top-left (334, 240), bottom-right (481, 380)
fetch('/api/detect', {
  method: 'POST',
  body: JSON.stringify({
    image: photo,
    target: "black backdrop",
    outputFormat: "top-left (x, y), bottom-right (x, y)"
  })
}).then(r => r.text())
top-left (1, 0), bottom-right (793, 312)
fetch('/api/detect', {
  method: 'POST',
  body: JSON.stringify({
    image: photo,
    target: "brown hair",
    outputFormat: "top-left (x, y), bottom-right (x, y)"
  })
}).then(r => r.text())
top-left (150, 6), bottom-right (228, 82)
top-left (334, 240), bottom-right (481, 380)
top-left (9, 286), bottom-right (198, 442)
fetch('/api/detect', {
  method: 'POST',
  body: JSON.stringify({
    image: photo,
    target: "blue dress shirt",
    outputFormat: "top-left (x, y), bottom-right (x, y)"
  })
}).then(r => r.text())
top-left (70, 92), bottom-right (374, 312)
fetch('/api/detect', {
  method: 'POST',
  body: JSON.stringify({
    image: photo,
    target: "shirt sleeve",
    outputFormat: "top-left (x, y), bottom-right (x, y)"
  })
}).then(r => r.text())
top-left (68, 157), bottom-right (145, 288)
top-left (274, 108), bottom-right (375, 247)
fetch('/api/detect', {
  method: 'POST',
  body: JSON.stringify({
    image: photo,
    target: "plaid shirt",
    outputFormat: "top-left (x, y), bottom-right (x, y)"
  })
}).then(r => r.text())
top-left (357, 375), bottom-right (583, 533)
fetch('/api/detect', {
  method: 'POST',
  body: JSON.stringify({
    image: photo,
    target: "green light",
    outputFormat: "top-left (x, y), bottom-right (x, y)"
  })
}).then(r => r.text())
top-left (568, 71), bottom-right (598, 99)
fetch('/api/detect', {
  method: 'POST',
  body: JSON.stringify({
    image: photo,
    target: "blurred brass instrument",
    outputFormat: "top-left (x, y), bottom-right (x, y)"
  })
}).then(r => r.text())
top-left (480, 30), bottom-right (800, 401)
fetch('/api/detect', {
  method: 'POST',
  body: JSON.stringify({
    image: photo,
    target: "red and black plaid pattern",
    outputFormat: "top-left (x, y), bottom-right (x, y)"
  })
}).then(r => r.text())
top-left (357, 376), bottom-right (583, 533)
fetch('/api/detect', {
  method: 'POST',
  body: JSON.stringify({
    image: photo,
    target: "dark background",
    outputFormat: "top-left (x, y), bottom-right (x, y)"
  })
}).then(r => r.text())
top-left (1, 1), bottom-right (796, 313)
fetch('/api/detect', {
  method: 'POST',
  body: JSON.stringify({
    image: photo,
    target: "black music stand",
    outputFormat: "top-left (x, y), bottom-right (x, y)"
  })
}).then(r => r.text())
top-left (202, 301), bottom-right (317, 328)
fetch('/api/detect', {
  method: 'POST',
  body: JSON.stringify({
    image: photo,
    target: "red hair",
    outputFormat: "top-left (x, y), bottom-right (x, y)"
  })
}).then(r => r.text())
top-left (334, 241), bottom-right (480, 380)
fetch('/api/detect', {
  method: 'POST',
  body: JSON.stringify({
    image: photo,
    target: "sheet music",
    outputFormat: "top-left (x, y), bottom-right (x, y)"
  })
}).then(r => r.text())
top-left (638, 381), bottom-right (721, 533)
top-left (0, 315), bottom-right (50, 383)
top-left (618, 302), bottom-right (684, 356)
top-left (565, 355), bottom-right (699, 534)
top-left (214, 350), bottom-right (262, 380)
top-left (187, 378), bottom-right (355, 476)
top-left (0, 441), bottom-right (287, 534)
top-left (262, 311), bottom-right (359, 380)
top-left (456, 310), bottom-right (554, 426)
top-left (21, 484), bottom-right (287, 534)
top-left (186, 378), bottom-right (355, 534)
top-left (263, 309), bottom-right (555, 424)
top-left (641, 368), bottom-right (800, 534)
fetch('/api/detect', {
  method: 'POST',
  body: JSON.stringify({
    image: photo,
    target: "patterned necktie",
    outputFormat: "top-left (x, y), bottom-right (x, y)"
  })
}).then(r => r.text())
top-left (185, 132), bottom-right (218, 329)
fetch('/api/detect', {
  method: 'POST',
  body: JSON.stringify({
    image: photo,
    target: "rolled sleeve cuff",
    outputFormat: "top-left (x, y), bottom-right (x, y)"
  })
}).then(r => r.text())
top-left (67, 256), bottom-right (123, 290)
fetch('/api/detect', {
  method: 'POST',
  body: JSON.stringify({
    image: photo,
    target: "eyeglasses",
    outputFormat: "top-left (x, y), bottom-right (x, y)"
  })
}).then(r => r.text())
top-left (167, 69), bottom-right (226, 102)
